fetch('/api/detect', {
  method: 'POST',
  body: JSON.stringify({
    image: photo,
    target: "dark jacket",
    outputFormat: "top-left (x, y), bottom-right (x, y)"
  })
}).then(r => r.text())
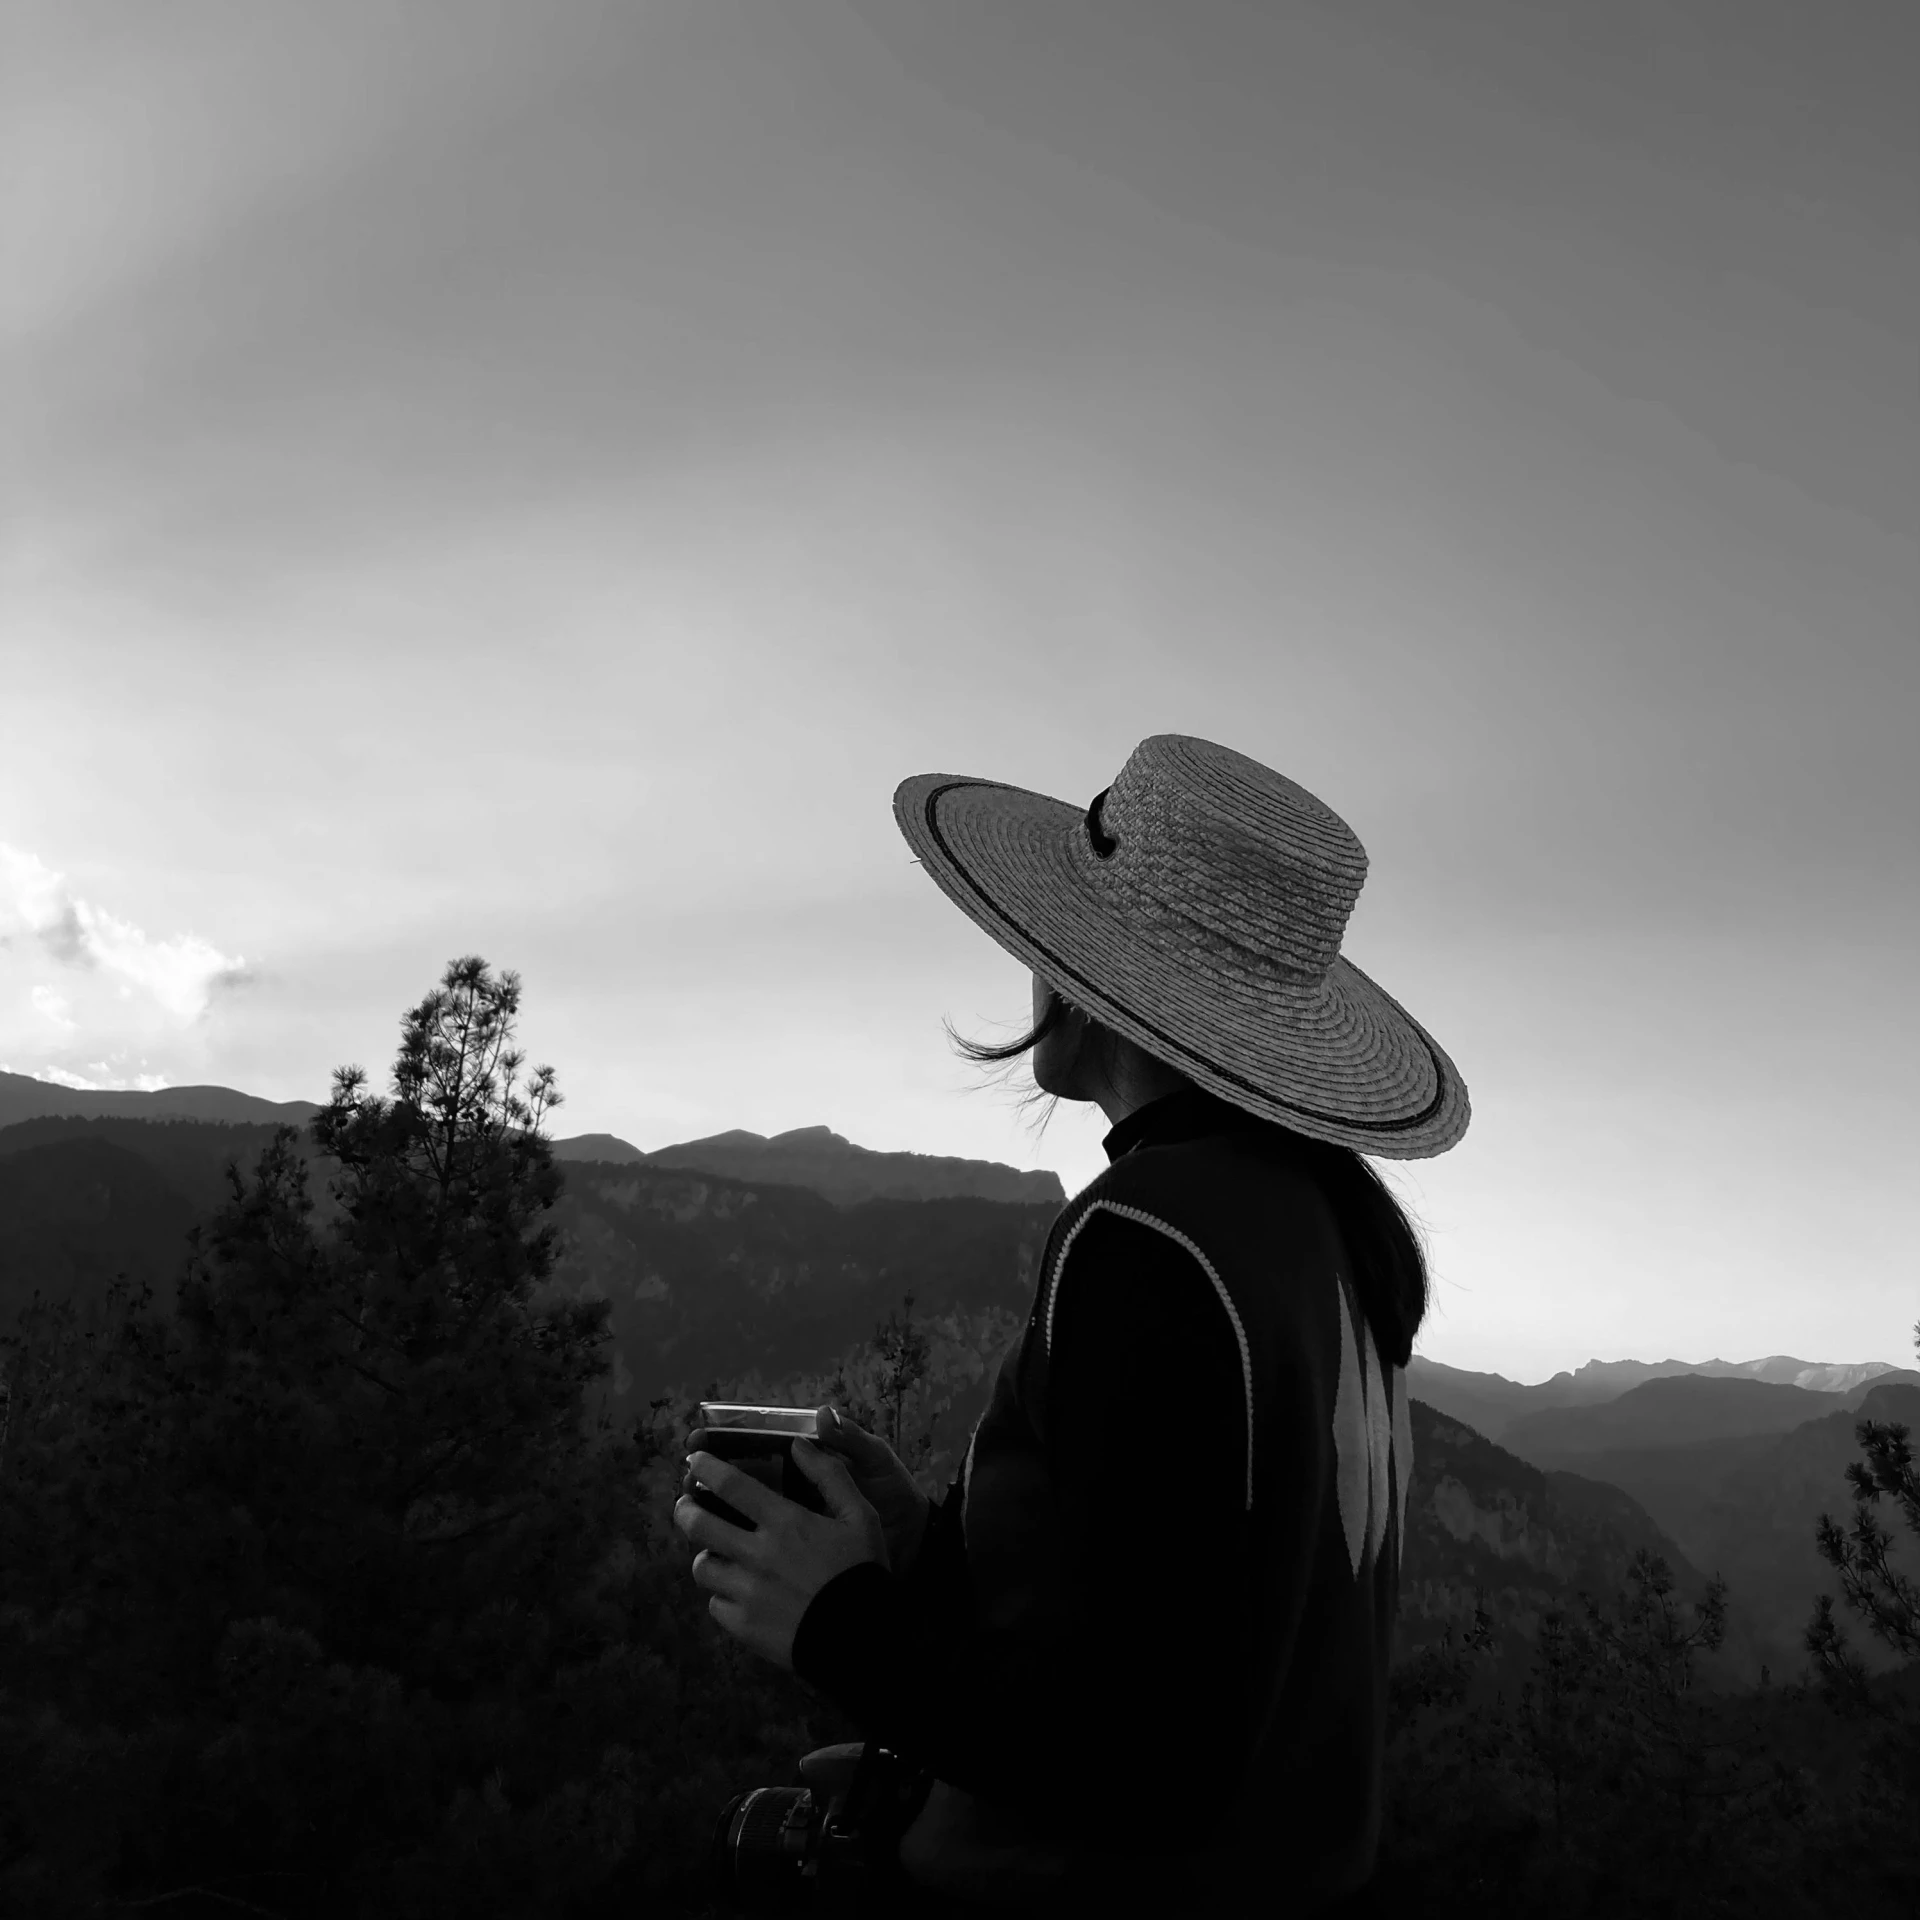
top-left (793, 1085), bottom-right (1415, 1911)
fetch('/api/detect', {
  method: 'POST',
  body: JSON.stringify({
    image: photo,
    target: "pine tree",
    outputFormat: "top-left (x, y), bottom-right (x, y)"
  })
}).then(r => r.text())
top-left (0, 958), bottom-right (666, 1919)
top-left (1518, 1604), bottom-right (1603, 1845)
top-left (821, 1291), bottom-right (938, 1475)
top-left (1799, 1318), bottom-right (1920, 1913)
top-left (1805, 1317), bottom-right (1920, 1706)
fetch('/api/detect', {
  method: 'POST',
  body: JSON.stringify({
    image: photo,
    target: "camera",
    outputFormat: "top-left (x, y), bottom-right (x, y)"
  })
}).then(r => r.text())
top-left (691, 1403), bottom-right (835, 1531)
top-left (710, 1740), bottom-right (935, 1915)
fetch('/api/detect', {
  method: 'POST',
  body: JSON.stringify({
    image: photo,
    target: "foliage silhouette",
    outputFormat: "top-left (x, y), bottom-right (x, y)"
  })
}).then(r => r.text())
top-left (2, 960), bottom-right (671, 1916)
top-left (1377, 1329), bottom-right (1920, 1918)
top-left (1805, 1318), bottom-right (1920, 1704)
top-left (1795, 1317), bottom-right (1920, 1912)
top-left (1, 962), bottom-right (1914, 1917)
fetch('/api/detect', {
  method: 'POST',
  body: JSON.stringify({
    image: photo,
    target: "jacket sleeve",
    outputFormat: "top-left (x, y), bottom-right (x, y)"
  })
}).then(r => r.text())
top-left (893, 1470), bottom-right (970, 1635)
top-left (792, 1208), bottom-right (1259, 1843)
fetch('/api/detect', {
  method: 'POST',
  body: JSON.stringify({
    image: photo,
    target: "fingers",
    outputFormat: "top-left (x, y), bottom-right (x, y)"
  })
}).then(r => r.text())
top-left (675, 1494), bottom-right (753, 1562)
top-left (790, 1434), bottom-right (866, 1520)
top-left (675, 1460), bottom-right (768, 1557)
top-left (686, 1451), bottom-right (770, 1521)
top-left (690, 1547), bottom-right (748, 1600)
top-left (818, 1409), bottom-right (878, 1457)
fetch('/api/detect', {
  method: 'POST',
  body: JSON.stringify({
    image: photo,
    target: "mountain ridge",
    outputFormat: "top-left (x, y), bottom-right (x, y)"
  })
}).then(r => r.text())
top-left (0, 1074), bottom-right (1066, 1209)
top-left (1501, 1373), bottom-right (1871, 1462)
top-left (0, 1090), bottom-right (1898, 1397)
top-left (0, 1069), bottom-right (321, 1130)
top-left (1408, 1351), bottom-right (1907, 1442)
top-left (1545, 1353), bottom-right (1902, 1396)
top-left (553, 1122), bottom-right (1066, 1209)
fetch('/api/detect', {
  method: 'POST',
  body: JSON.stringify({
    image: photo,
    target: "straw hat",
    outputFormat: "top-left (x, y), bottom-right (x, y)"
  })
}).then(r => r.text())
top-left (893, 734), bottom-right (1468, 1159)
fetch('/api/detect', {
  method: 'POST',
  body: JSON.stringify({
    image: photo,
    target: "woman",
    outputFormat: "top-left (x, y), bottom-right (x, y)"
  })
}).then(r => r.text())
top-left (678, 734), bottom-right (1468, 1914)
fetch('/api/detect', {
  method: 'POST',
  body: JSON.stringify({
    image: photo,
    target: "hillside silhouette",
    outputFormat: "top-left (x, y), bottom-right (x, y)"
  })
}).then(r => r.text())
top-left (546, 1156), bottom-right (1057, 1404)
top-left (1547, 1353), bottom-right (1904, 1396)
top-left (0, 1079), bottom-right (1071, 1209)
top-left (0, 1069), bottom-right (320, 1129)
top-left (555, 1123), bottom-right (1067, 1207)
top-left (1410, 1352), bottom-right (1908, 1443)
top-left (1501, 1372), bottom-right (1891, 1460)
top-left (0, 1117), bottom-right (1060, 1412)
top-left (0, 1114), bottom-right (295, 1209)
top-left (0, 1135), bottom-right (205, 1326)
top-left (4, 1111), bottom-right (1902, 1479)
top-left (1397, 1398), bottom-right (1771, 1694)
top-left (1510, 1381), bottom-right (1920, 1680)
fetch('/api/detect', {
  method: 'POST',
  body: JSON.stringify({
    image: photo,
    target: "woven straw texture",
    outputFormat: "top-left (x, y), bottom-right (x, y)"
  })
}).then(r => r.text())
top-left (893, 734), bottom-right (1469, 1159)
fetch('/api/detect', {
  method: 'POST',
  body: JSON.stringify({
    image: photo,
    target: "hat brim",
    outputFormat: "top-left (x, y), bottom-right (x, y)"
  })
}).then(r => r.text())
top-left (894, 771), bottom-right (1470, 1159)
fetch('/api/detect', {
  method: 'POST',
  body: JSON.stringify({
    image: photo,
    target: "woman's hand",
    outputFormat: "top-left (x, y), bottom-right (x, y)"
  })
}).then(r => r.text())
top-left (684, 1406), bottom-right (933, 1576)
top-left (813, 1407), bottom-right (935, 1576)
top-left (674, 1438), bottom-right (887, 1670)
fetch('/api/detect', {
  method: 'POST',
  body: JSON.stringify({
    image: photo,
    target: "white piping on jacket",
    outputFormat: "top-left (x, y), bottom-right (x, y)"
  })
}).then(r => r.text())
top-left (1042, 1199), bottom-right (1256, 1512)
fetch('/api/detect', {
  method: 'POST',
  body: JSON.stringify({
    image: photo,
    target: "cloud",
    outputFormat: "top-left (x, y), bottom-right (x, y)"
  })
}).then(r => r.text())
top-left (30, 983), bottom-right (76, 1034)
top-left (0, 844), bottom-right (66, 932)
top-left (37, 901), bottom-right (89, 966)
top-left (0, 843), bottom-right (248, 1076)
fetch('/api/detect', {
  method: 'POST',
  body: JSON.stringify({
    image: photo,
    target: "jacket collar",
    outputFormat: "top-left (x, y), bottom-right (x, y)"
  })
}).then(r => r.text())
top-left (1101, 1084), bottom-right (1266, 1164)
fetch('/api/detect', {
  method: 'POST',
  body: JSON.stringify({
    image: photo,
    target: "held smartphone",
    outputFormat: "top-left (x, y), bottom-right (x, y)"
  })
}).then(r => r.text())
top-left (690, 1403), bottom-right (833, 1529)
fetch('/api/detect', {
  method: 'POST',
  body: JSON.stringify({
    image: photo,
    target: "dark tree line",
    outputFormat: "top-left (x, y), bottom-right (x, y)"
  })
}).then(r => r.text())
top-left (0, 960), bottom-right (830, 1917)
top-left (1377, 1321), bottom-right (1920, 1920)
top-left (0, 958), bottom-right (1913, 1917)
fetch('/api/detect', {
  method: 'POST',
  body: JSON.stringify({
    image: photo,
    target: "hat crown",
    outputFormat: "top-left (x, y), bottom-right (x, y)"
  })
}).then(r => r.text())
top-left (1088, 736), bottom-right (1368, 984)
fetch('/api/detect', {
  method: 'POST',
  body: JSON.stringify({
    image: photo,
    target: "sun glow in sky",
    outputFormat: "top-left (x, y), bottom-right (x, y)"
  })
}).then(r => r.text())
top-left (4, 1), bottom-right (1916, 1381)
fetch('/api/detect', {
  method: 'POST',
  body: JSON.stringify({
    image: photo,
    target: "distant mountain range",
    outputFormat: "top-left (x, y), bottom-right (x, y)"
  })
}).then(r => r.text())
top-left (1499, 1371), bottom-right (1920, 1461)
top-left (552, 1125), bottom-right (1066, 1208)
top-left (0, 1094), bottom-right (1897, 1412)
top-left (1560, 1354), bottom-right (1905, 1395)
top-left (0, 1116), bottom-right (1060, 1403)
top-left (1407, 1351), bottom-right (1908, 1444)
top-left (0, 1069), bottom-right (320, 1131)
top-left (0, 1074), bottom-right (1063, 1209)
top-left (3, 1103), bottom-right (1910, 1688)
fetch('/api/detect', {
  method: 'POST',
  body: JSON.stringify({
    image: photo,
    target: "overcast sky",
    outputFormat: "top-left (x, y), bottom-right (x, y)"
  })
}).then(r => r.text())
top-left (4, 1), bottom-right (1915, 1382)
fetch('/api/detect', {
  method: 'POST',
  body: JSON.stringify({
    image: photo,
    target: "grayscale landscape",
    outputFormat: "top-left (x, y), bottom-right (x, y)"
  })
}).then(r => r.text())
top-left (6, 3), bottom-right (1912, 1915)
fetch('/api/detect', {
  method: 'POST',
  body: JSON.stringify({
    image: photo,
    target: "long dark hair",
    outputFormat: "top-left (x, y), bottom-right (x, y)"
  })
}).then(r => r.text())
top-left (944, 990), bottom-right (1431, 1369)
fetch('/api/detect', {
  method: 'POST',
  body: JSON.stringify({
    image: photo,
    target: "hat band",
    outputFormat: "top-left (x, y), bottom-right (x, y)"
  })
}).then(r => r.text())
top-left (1084, 787), bottom-right (1117, 858)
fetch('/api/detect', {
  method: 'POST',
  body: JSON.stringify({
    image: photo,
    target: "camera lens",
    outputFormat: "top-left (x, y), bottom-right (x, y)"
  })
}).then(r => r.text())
top-left (711, 1785), bottom-right (818, 1912)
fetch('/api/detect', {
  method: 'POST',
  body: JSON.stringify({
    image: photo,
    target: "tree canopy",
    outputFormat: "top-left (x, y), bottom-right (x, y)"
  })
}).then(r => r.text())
top-left (0, 960), bottom-right (682, 1916)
